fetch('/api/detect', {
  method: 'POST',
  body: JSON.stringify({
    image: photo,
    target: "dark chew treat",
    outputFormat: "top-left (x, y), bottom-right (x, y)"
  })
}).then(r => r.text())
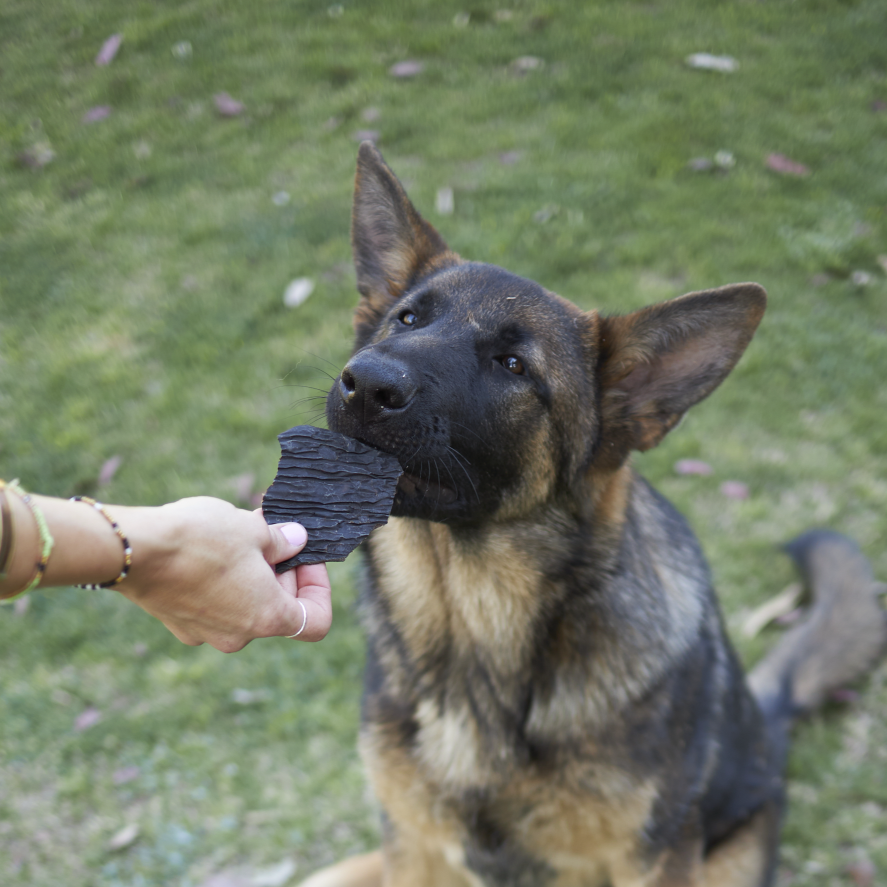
top-left (263, 425), bottom-right (403, 570)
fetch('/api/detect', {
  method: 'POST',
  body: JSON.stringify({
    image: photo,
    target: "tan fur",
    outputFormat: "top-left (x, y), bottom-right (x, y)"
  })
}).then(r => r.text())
top-left (701, 806), bottom-right (778, 887)
top-left (297, 851), bottom-right (383, 887)
top-left (359, 718), bottom-right (664, 887)
top-left (370, 519), bottom-right (546, 682)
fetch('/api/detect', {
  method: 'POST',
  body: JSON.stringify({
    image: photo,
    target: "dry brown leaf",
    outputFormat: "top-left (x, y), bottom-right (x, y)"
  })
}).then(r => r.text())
top-left (214, 93), bottom-right (245, 117)
top-left (675, 459), bottom-right (713, 476)
top-left (389, 60), bottom-right (423, 78)
top-left (766, 153), bottom-right (810, 177)
top-left (720, 480), bottom-right (749, 500)
top-left (95, 34), bottom-right (123, 66)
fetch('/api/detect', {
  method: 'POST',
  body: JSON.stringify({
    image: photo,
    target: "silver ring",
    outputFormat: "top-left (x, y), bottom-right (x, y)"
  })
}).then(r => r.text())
top-left (287, 599), bottom-right (308, 638)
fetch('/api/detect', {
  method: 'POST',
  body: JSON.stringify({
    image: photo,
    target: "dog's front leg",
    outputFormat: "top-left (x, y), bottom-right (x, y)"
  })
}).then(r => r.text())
top-left (609, 801), bottom-right (779, 887)
top-left (382, 837), bottom-right (480, 887)
top-left (296, 850), bottom-right (383, 887)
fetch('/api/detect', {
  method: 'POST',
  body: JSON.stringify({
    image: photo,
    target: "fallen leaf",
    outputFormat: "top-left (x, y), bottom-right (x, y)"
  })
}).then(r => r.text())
top-left (846, 857), bottom-right (876, 887)
top-left (453, 11), bottom-right (471, 27)
top-left (283, 278), bottom-right (315, 309)
top-left (714, 150), bottom-right (735, 170)
top-left (435, 186), bottom-right (454, 215)
top-left (202, 874), bottom-right (251, 887)
top-left (688, 157), bottom-right (714, 172)
top-left (389, 60), bottom-right (423, 78)
top-left (352, 129), bottom-right (380, 142)
top-left (674, 459), bottom-right (713, 476)
top-left (214, 93), bottom-right (245, 117)
top-left (95, 33), bottom-right (123, 66)
top-left (99, 455), bottom-right (123, 486)
top-left (251, 859), bottom-right (298, 887)
top-left (511, 56), bottom-right (544, 74)
top-left (172, 41), bottom-right (193, 60)
top-left (534, 205), bottom-right (558, 224)
top-left (766, 153), bottom-right (810, 177)
top-left (272, 191), bottom-right (291, 206)
top-left (685, 53), bottom-right (738, 73)
top-left (720, 480), bottom-right (749, 500)
top-left (499, 151), bottom-right (522, 165)
top-left (82, 106), bottom-right (112, 124)
top-left (810, 273), bottom-right (832, 287)
top-left (112, 766), bottom-right (141, 785)
top-left (231, 688), bottom-right (272, 705)
top-left (851, 270), bottom-right (872, 287)
top-left (74, 707), bottom-right (102, 732)
top-left (14, 596), bottom-right (31, 616)
top-left (829, 688), bottom-right (860, 705)
top-left (108, 823), bottom-right (140, 851)
top-left (16, 136), bottom-right (55, 169)
top-left (361, 107), bottom-right (381, 122)
top-left (742, 583), bottom-right (804, 639)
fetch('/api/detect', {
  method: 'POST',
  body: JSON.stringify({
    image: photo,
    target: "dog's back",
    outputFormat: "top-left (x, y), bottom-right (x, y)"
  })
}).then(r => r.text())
top-left (299, 145), bottom-right (886, 887)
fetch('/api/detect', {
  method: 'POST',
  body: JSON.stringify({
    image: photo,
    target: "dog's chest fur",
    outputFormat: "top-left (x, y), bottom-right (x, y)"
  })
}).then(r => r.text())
top-left (357, 477), bottom-right (724, 884)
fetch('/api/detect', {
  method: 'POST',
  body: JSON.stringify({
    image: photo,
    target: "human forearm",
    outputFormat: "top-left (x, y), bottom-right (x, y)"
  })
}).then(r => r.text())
top-left (0, 491), bottom-right (129, 597)
top-left (0, 485), bottom-right (332, 649)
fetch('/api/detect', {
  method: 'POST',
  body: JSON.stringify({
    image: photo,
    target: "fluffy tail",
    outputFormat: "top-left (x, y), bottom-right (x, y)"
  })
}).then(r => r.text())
top-left (749, 530), bottom-right (887, 735)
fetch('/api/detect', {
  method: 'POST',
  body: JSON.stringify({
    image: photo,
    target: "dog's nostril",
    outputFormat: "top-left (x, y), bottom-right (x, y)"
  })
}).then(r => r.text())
top-left (341, 369), bottom-right (356, 393)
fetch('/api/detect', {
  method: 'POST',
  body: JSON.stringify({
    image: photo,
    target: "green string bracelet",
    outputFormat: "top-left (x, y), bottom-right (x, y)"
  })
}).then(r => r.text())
top-left (1, 479), bottom-right (54, 601)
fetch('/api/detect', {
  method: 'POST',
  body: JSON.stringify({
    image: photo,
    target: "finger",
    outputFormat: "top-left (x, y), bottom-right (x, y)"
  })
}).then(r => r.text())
top-left (287, 563), bottom-right (332, 641)
top-left (262, 521), bottom-right (308, 565)
top-left (294, 562), bottom-right (331, 601)
top-left (276, 563), bottom-right (299, 597)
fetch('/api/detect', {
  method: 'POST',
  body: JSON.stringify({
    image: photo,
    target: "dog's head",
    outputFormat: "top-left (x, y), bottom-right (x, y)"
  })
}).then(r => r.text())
top-left (326, 144), bottom-right (766, 526)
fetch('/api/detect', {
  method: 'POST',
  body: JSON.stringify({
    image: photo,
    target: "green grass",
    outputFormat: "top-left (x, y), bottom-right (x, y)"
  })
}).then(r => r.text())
top-left (2, 0), bottom-right (887, 884)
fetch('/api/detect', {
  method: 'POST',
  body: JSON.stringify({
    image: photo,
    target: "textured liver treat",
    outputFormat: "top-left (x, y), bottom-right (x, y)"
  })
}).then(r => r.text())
top-left (262, 425), bottom-right (403, 569)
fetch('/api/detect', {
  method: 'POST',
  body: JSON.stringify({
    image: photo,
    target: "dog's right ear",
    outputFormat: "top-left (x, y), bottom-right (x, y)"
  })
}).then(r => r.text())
top-left (351, 142), bottom-right (458, 345)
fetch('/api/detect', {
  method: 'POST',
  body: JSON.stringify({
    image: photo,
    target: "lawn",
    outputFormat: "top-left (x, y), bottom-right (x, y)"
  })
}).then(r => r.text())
top-left (1, 1), bottom-right (886, 884)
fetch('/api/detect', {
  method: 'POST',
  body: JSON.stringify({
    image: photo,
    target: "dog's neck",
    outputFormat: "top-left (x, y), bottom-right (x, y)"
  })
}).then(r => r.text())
top-left (364, 465), bottom-right (709, 713)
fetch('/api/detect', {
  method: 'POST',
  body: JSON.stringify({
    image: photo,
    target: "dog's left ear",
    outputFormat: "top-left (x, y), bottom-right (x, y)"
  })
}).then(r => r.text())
top-left (594, 283), bottom-right (766, 456)
top-left (351, 142), bottom-right (457, 344)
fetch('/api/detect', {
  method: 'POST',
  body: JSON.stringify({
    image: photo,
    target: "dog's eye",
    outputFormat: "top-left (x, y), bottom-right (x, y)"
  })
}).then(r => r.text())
top-left (501, 356), bottom-right (525, 375)
top-left (399, 311), bottom-right (418, 326)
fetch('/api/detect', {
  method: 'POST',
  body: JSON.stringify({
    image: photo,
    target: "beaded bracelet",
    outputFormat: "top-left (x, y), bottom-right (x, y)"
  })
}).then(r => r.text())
top-left (69, 496), bottom-right (133, 589)
top-left (0, 484), bottom-right (15, 581)
top-left (3, 479), bottom-right (54, 599)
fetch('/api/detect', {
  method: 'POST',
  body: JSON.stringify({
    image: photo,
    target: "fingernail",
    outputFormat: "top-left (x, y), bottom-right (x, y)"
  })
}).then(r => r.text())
top-left (280, 522), bottom-right (307, 548)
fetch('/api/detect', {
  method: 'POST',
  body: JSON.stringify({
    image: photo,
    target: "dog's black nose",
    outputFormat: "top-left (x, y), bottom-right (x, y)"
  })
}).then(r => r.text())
top-left (339, 352), bottom-right (417, 418)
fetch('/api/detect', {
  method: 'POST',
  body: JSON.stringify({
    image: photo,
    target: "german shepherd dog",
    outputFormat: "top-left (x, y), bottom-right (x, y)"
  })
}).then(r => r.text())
top-left (301, 143), bottom-right (887, 887)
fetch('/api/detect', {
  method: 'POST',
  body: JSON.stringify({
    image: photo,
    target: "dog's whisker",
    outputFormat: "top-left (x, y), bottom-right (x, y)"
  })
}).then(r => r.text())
top-left (298, 348), bottom-right (344, 374)
top-left (450, 421), bottom-right (487, 447)
top-left (446, 446), bottom-right (479, 503)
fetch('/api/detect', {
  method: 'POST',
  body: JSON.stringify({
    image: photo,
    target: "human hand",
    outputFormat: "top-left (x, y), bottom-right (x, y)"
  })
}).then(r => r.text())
top-left (113, 497), bottom-right (332, 652)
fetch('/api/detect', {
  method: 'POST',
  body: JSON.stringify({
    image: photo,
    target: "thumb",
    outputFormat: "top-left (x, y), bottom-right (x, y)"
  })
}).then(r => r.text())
top-left (264, 521), bottom-right (308, 566)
